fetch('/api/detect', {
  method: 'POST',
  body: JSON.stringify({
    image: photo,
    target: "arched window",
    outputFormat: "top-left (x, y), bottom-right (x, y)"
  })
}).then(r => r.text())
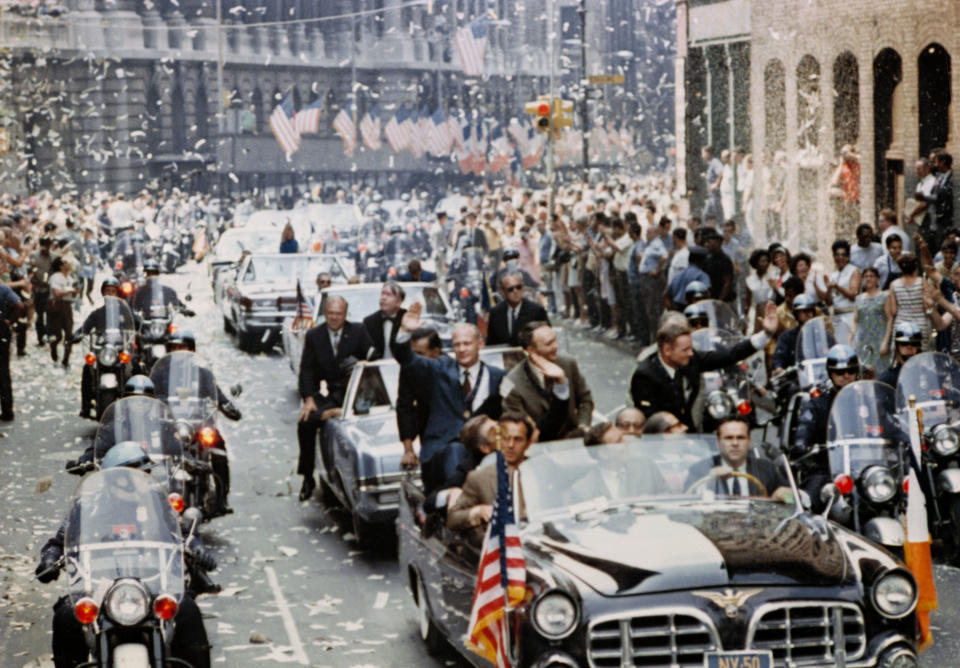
top-left (796, 55), bottom-right (821, 150)
top-left (833, 52), bottom-right (859, 150)
top-left (918, 43), bottom-right (951, 157)
top-left (764, 59), bottom-right (786, 153)
top-left (873, 48), bottom-right (903, 214)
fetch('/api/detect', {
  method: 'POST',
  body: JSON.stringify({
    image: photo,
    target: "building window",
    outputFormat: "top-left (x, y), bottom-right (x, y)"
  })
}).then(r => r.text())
top-left (833, 52), bottom-right (859, 151)
top-left (918, 43), bottom-right (951, 157)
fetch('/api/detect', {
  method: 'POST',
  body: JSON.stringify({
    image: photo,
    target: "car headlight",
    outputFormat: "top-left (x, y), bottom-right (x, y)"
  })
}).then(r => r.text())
top-left (98, 345), bottom-right (118, 366)
top-left (860, 466), bottom-right (897, 504)
top-left (872, 570), bottom-right (917, 618)
top-left (931, 424), bottom-right (960, 457)
top-left (531, 591), bottom-right (578, 640)
top-left (706, 390), bottom-right (734, 420)
top-left (149, 321), bottom-right (167, 338)
top-left (104, 579), bottom-right (150, 626)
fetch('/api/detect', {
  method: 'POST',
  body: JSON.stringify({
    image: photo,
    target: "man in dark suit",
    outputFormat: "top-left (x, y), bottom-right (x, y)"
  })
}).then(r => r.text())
top-left (396, 303), bottom-right (506, 493)
top-left (398, 259), bottom-right (437, 283)
top-left (630, 302), bottom-right (778, 431)
top-left (502, 321), bottom-right (593, 441)
top-left (684, 417), bottom-right (791, 500)
top-left (486, 271), bottom-right (549, 347)
top-left (296, 296), bottom-right (373, 501)
top-left (362, 282), bottom-right (407, 360)
top-left (397, 327), bottom-right (443, 469)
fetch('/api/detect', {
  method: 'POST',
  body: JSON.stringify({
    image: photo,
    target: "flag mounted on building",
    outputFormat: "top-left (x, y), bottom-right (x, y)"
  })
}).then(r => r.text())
top-left (414, 105), bottom-right (432, 158)
top-left (465, 449), bottom-right (526, 667)
top-left (359, 104), bottom-right (382, 151)
top-left (473, 120), bottom-right (487, 175)
top-left (454, 17), bottom-right (488, 77)
top-left (332, 105), bottom-right (357, 156)
top-left (384, 107), bottom-right (408, 154)
top-left (269, 92), bottom-right (300, 157)
top-left (405, 108), bottom-right (425, 158)
top-left (458, 122), bottom-right (474, 174)
top-left (427, 107), bottom-right (452, 157)
top-left (488, 125), bottom-right (511, 173)
top-left (294, 97), bottom-right (324, 135)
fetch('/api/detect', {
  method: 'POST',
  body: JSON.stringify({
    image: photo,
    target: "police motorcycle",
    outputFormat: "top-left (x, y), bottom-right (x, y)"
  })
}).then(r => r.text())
top-left (150, 350), bottom-right (238, 520)
top-left (774, 315), bottom-right (852, 448)
top-left (447, 246), bottom-right (490, 325)
top-left (35, 460), bottom-right (212, 668)
top-left (81, 296), bottom-right (137, 420)
top-left (686, 298), bottom-right (744, 333)
top-left (896, 352), bottom-right (960, 562)
top-left (131, 275), bottom-right (192, 372)
top-left (111, 230), bottom-right (147, 292)
top-left (692, 327), bottom-right (764, 429)
top-left (356, 227), bottom-right (385, 282)
top-left (158, 227), bottom-right (183, 274)
top-left (405, 209), bottom-right (432, 260)
top-left (380, 223), bottom-right (418, 281)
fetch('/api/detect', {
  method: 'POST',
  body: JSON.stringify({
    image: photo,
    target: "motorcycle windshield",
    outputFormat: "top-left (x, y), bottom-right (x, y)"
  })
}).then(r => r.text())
top-left (149, 351), bottom-right (218, 422)
top-left (101, 297), bottom-right (136, 346)
top-left (796, 316), bottom-right (852, 389)
top-left (827, 381), bottom-right (903, 478)
top-left (896, 352), bottom-right (960, 429)
top-left (696, 300), bottom-right (742, 334)
top-left (692, 328), bottom-right (745, 388)
top-left (132, 278), bottom-right (175, 320)
top-left (93, 396), bottom-right (183, 464)
top-left (63, 468), bottom-right (184, 606)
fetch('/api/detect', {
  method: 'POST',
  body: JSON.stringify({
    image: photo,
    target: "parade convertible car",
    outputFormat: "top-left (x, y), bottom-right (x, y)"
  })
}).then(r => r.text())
top-left (318, 347), bottom-right (523, 548)
top-left (399, 436), bottom-right (920, 668)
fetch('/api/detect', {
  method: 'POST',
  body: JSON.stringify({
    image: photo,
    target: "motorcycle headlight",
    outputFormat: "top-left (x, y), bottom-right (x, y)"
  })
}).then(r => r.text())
top-left (104, 579), bottom-right (150, 626)
top-left (149, 321), bottom-right (167, 338)
top-left (531, 591), bottom-right (578, 640)
top-left (871, 570), bottom-right (917, 619)
top-left (706, 390), bottom-right (734, 420)
top-left (860, 466), bottom-right (897, 504)
top-left (98, 345), bottom-right (118, 366)
top-left (931, 424), bottom-right (960, 457)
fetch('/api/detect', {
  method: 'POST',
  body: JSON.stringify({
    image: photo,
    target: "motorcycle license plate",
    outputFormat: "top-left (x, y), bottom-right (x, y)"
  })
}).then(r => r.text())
top-left (704, 652), bottom-right (772, 668)
top-left (100, 373), bottom-right (118, 389)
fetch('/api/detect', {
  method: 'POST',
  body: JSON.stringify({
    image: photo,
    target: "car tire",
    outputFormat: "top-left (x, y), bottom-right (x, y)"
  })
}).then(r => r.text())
top-left (415, 572), bottom-right (445, 656)
top-left (223, 316), bottom-right (234, 334)
top-left (238, 330), bottom-right (259, 353)
top-left (319, 476), bottom-right (339, 508)
top-left (351, 512), bottom-right (377, 550)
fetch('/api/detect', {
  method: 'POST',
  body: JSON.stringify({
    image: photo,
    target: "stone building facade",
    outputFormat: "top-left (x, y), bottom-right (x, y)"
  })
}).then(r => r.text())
top-left (675, 0), bottom-right (960, 255)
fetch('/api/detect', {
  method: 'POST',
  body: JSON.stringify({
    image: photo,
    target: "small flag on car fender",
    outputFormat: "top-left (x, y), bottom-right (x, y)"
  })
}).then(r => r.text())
top-left (905, 396), bottom-right (936, 651)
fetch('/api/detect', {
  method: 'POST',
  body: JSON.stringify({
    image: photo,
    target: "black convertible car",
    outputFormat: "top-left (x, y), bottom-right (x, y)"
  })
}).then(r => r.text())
top-left (398, 435), bottom-right (920, 668)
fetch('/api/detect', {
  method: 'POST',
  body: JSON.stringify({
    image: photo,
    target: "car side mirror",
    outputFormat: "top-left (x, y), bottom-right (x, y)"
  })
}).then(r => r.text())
top-left (230, 383), bottom-right (242, 398)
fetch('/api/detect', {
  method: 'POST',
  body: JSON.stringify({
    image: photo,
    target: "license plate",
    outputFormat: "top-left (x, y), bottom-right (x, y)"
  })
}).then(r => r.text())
top-left (704, 651), bottom-right (772, 668)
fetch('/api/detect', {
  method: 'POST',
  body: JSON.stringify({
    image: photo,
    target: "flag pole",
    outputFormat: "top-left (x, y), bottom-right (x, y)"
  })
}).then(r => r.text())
top-left (906, 394), bottom-right (937, 652)
top-left (493, 424), bottom-right (514, 665)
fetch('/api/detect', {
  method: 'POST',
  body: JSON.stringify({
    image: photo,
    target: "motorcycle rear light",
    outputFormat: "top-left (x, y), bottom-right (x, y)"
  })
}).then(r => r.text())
top-left (810, 388), bottom-right (822, 398)
top-left (460, 288), bottom-right (470, 298)
top-left (168, 323), bottom-right (179, 335)
top-left (167, 493), bottom-right (185, 513)
top-left (74, 597), bottom-right (99, 624)
top-left (121, 282), bottom-right (133, 296)
top-left (903, 478), bottom-right (909, 494)
top-left (153, 594), bottom-right (178, 621)
top-left (834, 474), bottom-right (854, 495)
top-left (85, 353), bottom-right (96, 366)
top-left (199, 427), bottom-right (218, 447)
top-left (118, 351), bottom-right (131, 364)
top-left (736, 401), bottom-right (752, 416)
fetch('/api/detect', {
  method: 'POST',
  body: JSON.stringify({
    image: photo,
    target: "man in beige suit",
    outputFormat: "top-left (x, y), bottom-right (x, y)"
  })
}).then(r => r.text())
top-left (447, 412), bottom-right (532, 538)
top-left (501, 322), bottom-right (593, 441)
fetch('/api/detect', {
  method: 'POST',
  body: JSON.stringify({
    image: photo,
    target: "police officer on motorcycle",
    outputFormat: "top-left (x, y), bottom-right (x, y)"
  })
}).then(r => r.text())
top-left (161, 330), bottom-right (242, 421)
top-left (134, 260), bottom-right (196, 317)
top-left (792, 344), bottom-right (861, 510)
top-left (877, 322), bottom-right (923, 387)
top-left (36, 442), bottom-right (213, 668)
top-left (73, 278), bottom-right (132, 419)
top-left (771, 294), bottom-right (819, 374)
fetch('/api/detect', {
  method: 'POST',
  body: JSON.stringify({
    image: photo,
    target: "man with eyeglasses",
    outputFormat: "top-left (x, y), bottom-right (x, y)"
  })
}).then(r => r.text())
top-left (614, 407), bottom-right (646, 437)
top-left (315, 272), bottom-right (332, 291)
top-left (485, 270), bottom-right (548, 347)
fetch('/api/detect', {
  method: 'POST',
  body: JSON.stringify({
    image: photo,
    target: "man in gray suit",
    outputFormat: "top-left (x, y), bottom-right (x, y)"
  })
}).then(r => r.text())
top-left (501, 321), bottom-right (593, 441)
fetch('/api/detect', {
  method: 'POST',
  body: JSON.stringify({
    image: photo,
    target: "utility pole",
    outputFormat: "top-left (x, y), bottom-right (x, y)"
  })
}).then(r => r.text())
top-left (578, 0), bottom-right (588, 182)
top-left (547, 0), bottom-right (557, 213)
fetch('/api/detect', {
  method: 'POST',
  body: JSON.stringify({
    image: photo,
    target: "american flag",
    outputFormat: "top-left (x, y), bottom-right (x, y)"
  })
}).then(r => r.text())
top-left (454, 18), bottom-right (488, 77)
top-left (466, 450), bottom-right (525, 667)
top-left (488, 125), bottom-right (511, 173)
top-left (449, 113), bottom-right (466, 152)
top-left (269, 92), bottom-right (300, 157)
top-left (457, 123), bottom-right (474, 174)
top-left (522, 127), bottom-right (544, 169)
top-left (293, 97), bottom-right (323, 135)
top-left (359, 104), bottom-right (382, 151)
top-left (332, 106), bottom-right (356, 156)
top-left (406, 108), bottom-right (424, 158)
top-left (472, 121), bottom-right (487, 175)
top-left (426, 108), bottom-right (451, 157)
top-left (384, 107), bottom-right (408, 153)
top-left (506, 118), bottom-right (529, 156)
top-left (291, 280), bottom-right (314, 330)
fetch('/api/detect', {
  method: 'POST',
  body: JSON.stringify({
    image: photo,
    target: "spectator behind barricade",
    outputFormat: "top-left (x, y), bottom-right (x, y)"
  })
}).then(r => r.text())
top-left (764, 276), bottom-right (807, 371)
top-left (701, 146), bottom-right (725, 224)
top-left (851, 266), bottom-right (890, 375)
top-left (877, 207), bottom-right (911, 254)
top-left (745, 249), bottom-right (775, 334)
top-left (932, 150), bottom-right (954, 250)
top-left (935, 240), bottom-right (957, 277)
top-left (822, 239), bottom-right (861, 328)
top-left (279, 222), bottom-right (298, 254)
top-left (790, 252), bottom-right (823, 301)
top-left (642, 411), bottom-right (688, 435)
top-left (615, 407), bottom-right (646, 437)
top-left (873, 233), bottom-right (904, 290)
top-left (828, 144), bottom-right (861, 236)
top-left (767, 243), bottom-right (792, 301)
top-left (850, 223), bottom-right (883, 271)
top-left (607, 217), bottom-right (634, 340)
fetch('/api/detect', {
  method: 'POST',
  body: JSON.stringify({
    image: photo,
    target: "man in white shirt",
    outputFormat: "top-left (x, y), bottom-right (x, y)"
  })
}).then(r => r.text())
top-left (667, 228), bottom-right (690, 286)
top-left (878, 208), bottom-right (911, 254)
top-left (907, 158), bottom-right (938, 246)
top-left (850, 223), bottom-right (883, 270)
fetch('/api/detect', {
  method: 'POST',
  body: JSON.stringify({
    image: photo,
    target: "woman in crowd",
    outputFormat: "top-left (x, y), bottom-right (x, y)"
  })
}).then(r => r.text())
top-left (881, 251), bottom-right (941, 355)
top-left (46, 257), bottom-right (78, 368)
top-left (279, 222), bottom-right (298, 254)
top-left (767, 243), bottom-right (791, 302)
top-left (745, 248), bottom-right (775, 333)
top-left (850, 266), bottom-right (889, 374)
top-left (822, 239), bottom-right (861, 328)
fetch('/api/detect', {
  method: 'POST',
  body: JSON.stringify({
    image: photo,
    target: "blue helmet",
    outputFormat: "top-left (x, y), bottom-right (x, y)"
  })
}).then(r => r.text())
top-left (826, 344), bottom-right (859, 376)
top-left (893, 322), bottom-right (923, 346)
top-left (101, 441), bottom-right (151, 470)
top-left (684, 281), bottom-right (709, 302)
top-left (792, 294), bottom-right (817, 312)
top-left (683, 302), bottom-right (710, 327)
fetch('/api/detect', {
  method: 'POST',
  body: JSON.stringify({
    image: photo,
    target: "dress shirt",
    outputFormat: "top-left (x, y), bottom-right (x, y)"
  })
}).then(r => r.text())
top-left (727, 467), bottom-right (749, 497)
top-left (382, 316), bottom-right (394, 360)
top-left (328, 327), bottom-right (342, 355)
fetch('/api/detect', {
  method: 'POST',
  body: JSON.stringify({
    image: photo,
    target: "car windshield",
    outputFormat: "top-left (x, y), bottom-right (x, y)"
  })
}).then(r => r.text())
top-left (519, 436), bottom-right (719, 523)
top-left (896, 352), bottom-right (960, 429)
top-left (213, 229), bottom-right (276, 262)
top-left (317, 284), bottom-right (449, 322)
top-left (242, 255), bottom-right (345, 284)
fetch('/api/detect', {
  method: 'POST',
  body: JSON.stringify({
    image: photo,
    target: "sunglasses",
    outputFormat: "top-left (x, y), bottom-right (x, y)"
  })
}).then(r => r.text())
top-left (504, 285), bottom-right (523, 292)
top-left (619, 422), bottom-right (645, 430)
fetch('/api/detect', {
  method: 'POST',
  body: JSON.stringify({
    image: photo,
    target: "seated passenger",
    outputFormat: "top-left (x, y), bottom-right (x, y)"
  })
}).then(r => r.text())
top-left (684, 417), bottom-right (791, 501)
top-left (614, 407), bottom-right (646, 437)
top-left (583, 421), bottom-right (626, 445)
top-left (643, 411), bottom-right (689, 435)
top-left (447, 413), bottom-right (533, 538)
top-left (423, 416), bottom-right (497, 514)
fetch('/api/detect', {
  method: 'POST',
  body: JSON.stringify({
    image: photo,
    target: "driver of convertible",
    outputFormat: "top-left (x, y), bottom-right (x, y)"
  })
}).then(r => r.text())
top-left (35, 444), bottom-right (212, 668)
top-left (685, 417), bottom-right (792, 501)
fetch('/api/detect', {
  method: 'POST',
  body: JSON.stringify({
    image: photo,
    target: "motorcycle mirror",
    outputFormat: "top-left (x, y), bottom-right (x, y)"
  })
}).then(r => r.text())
top-left (230, 383), bottom-right (242, 398)
top-left (183, 507), bottom-right (203, 536)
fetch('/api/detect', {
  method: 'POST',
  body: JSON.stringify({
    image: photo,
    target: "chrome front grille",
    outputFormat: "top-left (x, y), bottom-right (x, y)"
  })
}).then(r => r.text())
top-left (746, 601), bottom-right (866, 666)
top-left (588, 608), bottom-right (720, 668)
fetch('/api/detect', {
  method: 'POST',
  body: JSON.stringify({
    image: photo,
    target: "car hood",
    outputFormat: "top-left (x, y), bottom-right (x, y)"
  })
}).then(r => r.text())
top-left (525, 501), bottom-right (850, 596)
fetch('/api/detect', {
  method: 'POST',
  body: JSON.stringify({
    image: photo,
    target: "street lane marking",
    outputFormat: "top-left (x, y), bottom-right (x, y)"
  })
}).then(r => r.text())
top-left (264, 565), bottom-right (309, 665)
top-left (373, 592), bottom-right (389, 609)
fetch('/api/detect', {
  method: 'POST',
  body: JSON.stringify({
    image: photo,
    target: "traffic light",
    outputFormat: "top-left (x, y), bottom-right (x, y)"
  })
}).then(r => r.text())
top-left (553, 98), bottom-right (574, 130)
top-left (524, 97), bottom-right (553, 133)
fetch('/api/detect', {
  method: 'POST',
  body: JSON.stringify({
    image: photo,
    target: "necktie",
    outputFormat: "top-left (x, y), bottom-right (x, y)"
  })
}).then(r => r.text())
top-left (331, 331), bottom-right (340, 356)
top-left (461, 369), bottom-right (472, 396)
top-left (508, 308), bottom-right (514, 337)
